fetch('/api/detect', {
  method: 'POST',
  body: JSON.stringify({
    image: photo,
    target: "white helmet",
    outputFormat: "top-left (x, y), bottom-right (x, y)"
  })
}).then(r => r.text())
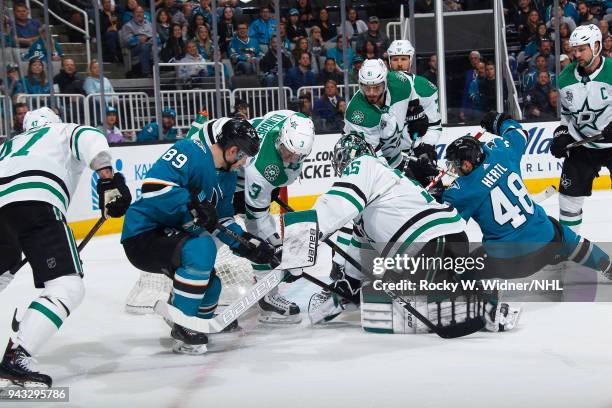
top-left (24, 107), bottom-right (62, 131)
top-left (358, 58), bottom-right (388, 87)
top-left (387, 40), bottom-right (415, 59)
top-left (569, 24), bottom-right (602, 61)
top-left (277, 113), bottom-right (315, 161)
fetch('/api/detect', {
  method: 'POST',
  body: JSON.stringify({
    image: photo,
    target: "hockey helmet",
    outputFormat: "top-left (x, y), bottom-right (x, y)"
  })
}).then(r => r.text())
top-left (445, 136), bottom-right (484, 175)
top-left (387, 40), bottom-right (415, 59)
top-left (276, 113), bottom-right (315, 163)
top-left (218, 117), bottom-right (260, 158)
top-left (569, 24), bottom-right (602, 60)
top-left (332, 132), bottom-right (375, 176)
top-left (23, 107), bottom-right (62, 131)
top-left (358, 59), bottom-right (388, 103)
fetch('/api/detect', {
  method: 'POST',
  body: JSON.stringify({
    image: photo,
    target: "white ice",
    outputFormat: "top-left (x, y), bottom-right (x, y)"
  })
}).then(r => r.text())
top-left (2, 191), bottom-right (612, 408)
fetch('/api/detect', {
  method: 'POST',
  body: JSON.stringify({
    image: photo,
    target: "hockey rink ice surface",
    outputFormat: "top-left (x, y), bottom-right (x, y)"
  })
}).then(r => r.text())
top-left (2, 191), bottom-right (612, 408)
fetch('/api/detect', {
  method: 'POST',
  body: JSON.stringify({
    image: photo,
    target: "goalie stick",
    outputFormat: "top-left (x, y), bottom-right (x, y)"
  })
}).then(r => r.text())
top-left (273, 198), bottom-right (486, 339)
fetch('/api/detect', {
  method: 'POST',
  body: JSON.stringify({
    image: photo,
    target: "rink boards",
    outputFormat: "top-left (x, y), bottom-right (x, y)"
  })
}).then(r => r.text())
top-left (66, 121), bottom-right (611, 239)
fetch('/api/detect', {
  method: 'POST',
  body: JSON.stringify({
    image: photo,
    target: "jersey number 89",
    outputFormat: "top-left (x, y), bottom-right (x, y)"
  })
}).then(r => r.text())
top-left (161, 148), bottom-right (188, 169)
top-left (490, 172), bottom-right (534, 228)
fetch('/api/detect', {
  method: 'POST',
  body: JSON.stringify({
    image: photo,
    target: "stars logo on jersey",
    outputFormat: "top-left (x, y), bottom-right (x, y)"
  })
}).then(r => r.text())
top-left (351, 110), bottom-right (365, 124)
top-left (565, 90), bottom-right (573, 103)
top-left (263, 164), bottom-right (281, 182)
top-left (568, 98), bottom-right (607, 132)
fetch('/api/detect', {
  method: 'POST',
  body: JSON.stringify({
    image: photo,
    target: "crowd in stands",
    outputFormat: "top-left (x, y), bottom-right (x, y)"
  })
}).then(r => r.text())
top-left (1, 0), bottom-right (611, 143)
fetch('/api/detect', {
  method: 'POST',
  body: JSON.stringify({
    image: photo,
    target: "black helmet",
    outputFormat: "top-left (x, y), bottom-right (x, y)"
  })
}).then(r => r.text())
top-left (332, 132), bottom-right (375, 176)
top-left (218, 118), bottom-right (260, 157)
top-left (445, 136), bottom-right (484, 174)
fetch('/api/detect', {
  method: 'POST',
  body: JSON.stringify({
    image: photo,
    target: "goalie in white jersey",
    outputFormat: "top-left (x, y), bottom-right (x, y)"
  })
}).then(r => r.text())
top-left (307, 133), bottom-right (468, 325)
top-left (0, 108), bottom-right (131, 387)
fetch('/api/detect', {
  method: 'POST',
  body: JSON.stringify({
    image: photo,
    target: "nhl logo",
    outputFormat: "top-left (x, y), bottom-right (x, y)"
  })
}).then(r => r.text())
top-left (264, 164), bottom-right (280, 182)
top-left (561, 174), bottom-right (572, 189)
top-left (566, 90), bottom-right (573, 103)
top-left (351, 110), bottom-right (365, 124)
top-left (46, 257), bottom-right (56, 269)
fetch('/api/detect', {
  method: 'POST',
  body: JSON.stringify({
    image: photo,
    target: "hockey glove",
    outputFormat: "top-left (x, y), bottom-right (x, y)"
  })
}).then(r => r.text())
top-left (602, 122), bottom-right (612, 143)
top-left (188, 198), bottom-right (219, 233)
top-left (405, 144), bottom-right (438, 187)
top-left (96, 172), bottom-right (132, 218)
top-left (406, 102), bottom-right (429, 139)
top-left (480, 111), bottom-right (512, 135)
top-left (550, 125), bottom-right (574, 159)
top-left (234, 232), bottom-right (277, 266)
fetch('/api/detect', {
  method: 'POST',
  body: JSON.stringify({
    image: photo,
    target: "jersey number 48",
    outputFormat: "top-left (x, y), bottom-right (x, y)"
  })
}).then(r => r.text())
top-left (490, 172), bottom-right (534, 228)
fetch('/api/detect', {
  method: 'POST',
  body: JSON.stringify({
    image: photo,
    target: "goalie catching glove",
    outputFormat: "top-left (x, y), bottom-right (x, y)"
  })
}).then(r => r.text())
top-left (96, 172), bottom-right (132, 218)
top-left (233, 232), bottom-right (278, 267)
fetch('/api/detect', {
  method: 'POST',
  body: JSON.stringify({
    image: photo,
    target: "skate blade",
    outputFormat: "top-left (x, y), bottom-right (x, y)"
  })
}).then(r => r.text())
top-left (258, 312), bottom-right (302, 325)
top-left (0, 378), bottom-right (50, 388)
top-left (125, 305), bottom-right (155, 315)
top-left (172, 341), bottom-right (207, 355)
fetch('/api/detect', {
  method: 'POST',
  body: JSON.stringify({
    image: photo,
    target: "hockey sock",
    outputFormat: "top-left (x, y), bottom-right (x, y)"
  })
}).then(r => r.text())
top-left (197, 274), bottom-right (221, 319)
top-left (561, 226), bottom-right (611, 272)
top-left (559, 194), bottom-right (584, 234)
top-left (13, 275), bottom-right (84, 355)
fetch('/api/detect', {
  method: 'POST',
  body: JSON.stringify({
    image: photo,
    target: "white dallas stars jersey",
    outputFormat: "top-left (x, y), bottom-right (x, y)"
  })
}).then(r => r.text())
top-left (313, 154), bottom-right (466, 263)
top-left (399, 73), bottom-right (442, 151)
top-left (559, 57), bottom-right (612, 149)
top-left (0, 123), bottom-right (109, 215)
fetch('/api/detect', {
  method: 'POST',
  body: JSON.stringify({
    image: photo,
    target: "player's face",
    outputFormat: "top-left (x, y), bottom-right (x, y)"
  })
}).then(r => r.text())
top-left (278, 143), bottom-right (302, 164)
top-left (361, 83), bottom-right (385, 105)
top-left (224, 146), bottom-right (248, 171)
top-left (573, 44), bottom-right (595, 67)
top-left (389, 55), bottom-right (411, 71)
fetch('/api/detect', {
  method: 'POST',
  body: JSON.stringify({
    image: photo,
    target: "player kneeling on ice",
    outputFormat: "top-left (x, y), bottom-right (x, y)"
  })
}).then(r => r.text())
top-left (121, 118), bottom-right (277, 355)
top-left (239, 110), bottom-right (315, 324)
top-left (442, 112), bottom-right (612, 329)
top-left (307, 133), bottom-right (476, 332)
top-left (0, 107), bottom-right (131, 387)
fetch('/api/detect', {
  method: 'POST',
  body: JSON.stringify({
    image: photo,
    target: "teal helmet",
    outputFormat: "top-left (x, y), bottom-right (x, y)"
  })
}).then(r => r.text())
top-left (332, 132), bottom-right (375, 176)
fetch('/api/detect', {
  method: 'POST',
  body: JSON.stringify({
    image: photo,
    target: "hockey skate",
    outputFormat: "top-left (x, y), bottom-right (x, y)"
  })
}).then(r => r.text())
top-left (170, 324), bottom-right (208, 355)
top-left (0, 340), bottom-right (52, 387)
top-left (309, 264), bottom-right (361, 325)
top-left (484, 302), bottom-right (522, 332)
top-left (258, 287), bottom-right (301, 324)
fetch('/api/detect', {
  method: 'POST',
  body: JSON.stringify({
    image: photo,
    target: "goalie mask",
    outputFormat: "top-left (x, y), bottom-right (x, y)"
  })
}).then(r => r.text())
top-left (276, 113), bottom-right (315, 163)
top-left (445, 136), bottom-right (484, 176)
top-left (332, 133), bottom-right (375, 176)
top-left (23, 107), bottom-right (62, 131)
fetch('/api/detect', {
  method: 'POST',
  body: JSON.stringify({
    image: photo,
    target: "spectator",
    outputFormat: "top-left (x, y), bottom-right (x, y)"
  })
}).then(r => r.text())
top-left (317, 58), bottom-right (343, 85)
top-left (296, 0), bottom-right (315, 28)
top-left (355, 16), bottom-right (391, 59)
top-left (15, 58), bottom-right (49, 94)
top-left (119, 6), bottom-right (154, 76)
top-left (217, 0), bottom-right (242, 17)
top-left (22, 26), bottom-right (63, 63)
top-left (13, 3), bottom-right (40, 48)
top-left (529, 38), bottom-right (555, 72)
top-left (298, 92), bottom-right (313, 117)
top-left (286, 8), bottom-right (307, 44)
top-left (138, 108), bottom-right (180, 141)
top-left (360, 39), bottom-right (380, 59)
top-left (551, 22), bottom-right (573, 42)
top-left (604, 35), bottom-right (612, 58)
top-left (561, 38), bottom-right (574, 59)
top-left (83, 59), bottom-right (117, 105)
top-left (98, 106), bottom-right (131, 143)
top-left (316, 8), bottom-right (335, 42)
top-left (171, 3), bottom-right (192, 29)
top-left (218, 6), bottom-right (236, 55)
top-left (524, 23), bottom-right (550, 58)
top-left (577, 1), bottom-right (598, 25)
top-left (192, 0), bottom-right (214, 27)
top-left (2, 14), bottom-right (17, 48)
top-left (188, 13), bottom-right (206, 40)
top-left (340, 8), bottom-right (367, 40)
top-left (260, 35), bottom-right (291, 86)
top-left (326, 35), bottom-right (354, 71)
top-left (177, 40), bottom-right (209, 87)
top-left (519, 10), bottom-right (542, 46)
top-left (467, 61), bottom-right (485, 114)
top-left (161, 23), bottom-right (185, 63)
top-left (231, 99), bottom-right (249, 119)
top-left (415, 0), bottom-right (434, 13)
top-left (229, 22), bottom-right (261, 75)
top-left (157, 9), bottom-right (172, 46)
top-left (349, 55), bottom-right (364, 83)
top-left (309, 26), bottom-right (327, 66)
top-left (547, 7), bottom-right (576, 32)
top-left (160, 0), bottom-right (179, 18)
top-left (513, 0), bottom-right (532, 29)
top-left (278, 24), bottom-right (292, 53)
top-left (599, 20), bottom-right (609, 38)
top-left (100, 0), bottom-right (123, 62)
top-left (545, 0), bottom-right (579, 24)
top-left (53, 58), bottom-right (84, 94)
top-left (121, 0), bottom-right (152, 25)
top-left (479, 61), bottom-right (498, 113)
top-left (2, 64), bottom-right (21, 97)
top-left (286, 51), bottom-right (316, 93)
top-left (461, 50), bottom-right (481, 116)
top-left (422, 54), bottom-right (437, 85)
top-left (249, 6), bottom-right (276, 48)
top-left (292, 37), bottom-right (310, 64)
top-left (314, 79), bottom-right (344, 128)
top-left (11, 102), bottom-right (28, 136)
top-left (195, 25), bottom-right (213, 60)
top-left (560, 53), bottom-right (571, 69)
top-left (523, 54), bottom-right (556, 92)
top-left (525, 71), bottom-right (552, 119)
top-left (538, 88), bottom-right (560, 121)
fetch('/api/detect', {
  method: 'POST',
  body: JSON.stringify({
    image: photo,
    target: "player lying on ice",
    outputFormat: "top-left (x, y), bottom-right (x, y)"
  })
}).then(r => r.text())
top-left (121, 116), bottom-right (279, 355)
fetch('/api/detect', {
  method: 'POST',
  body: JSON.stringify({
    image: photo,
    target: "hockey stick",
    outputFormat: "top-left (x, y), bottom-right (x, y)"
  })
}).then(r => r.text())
top-left (273, 198), bottom-right (486, 339)
top-left (10, 216), bottom-right (107, 275)
top-left (566, 133), bottom-right (603, 150)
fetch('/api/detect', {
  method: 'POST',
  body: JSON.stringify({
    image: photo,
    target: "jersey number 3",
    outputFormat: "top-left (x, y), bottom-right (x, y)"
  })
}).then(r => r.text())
top-left (490, 172), bottom-right (534, 228)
